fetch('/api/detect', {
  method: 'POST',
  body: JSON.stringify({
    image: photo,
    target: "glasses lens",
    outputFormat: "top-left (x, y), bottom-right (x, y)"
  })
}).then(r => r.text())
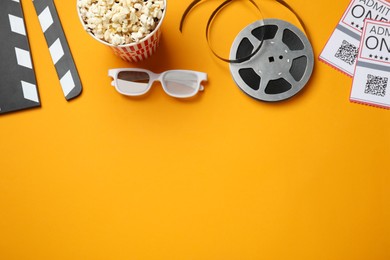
top-left (117, 71), bottom-right (150, 95)
top-left (163, 71), bottom-right (198, 97)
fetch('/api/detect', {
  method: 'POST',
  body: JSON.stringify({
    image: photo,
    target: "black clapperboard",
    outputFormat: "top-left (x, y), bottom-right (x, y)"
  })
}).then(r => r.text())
top-left (0, 0), bottom-right (82, 115)
top-left (0, 0), bottom-right (40, 114)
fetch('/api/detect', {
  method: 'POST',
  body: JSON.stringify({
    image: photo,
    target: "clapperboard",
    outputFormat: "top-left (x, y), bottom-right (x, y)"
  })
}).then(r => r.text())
top-left (0, 0), bottom-right (40, 114)
top-left (0, 0), bottom-right (82, 115)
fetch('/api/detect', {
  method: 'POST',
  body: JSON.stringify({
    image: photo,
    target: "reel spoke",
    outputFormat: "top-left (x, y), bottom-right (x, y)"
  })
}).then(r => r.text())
top-left (290, 50), bottom-right (307, 60)
top-left (258, 74), bottom-right (270, 94)
top-left (273, 26), bottom-right (285, 43)
top-left (285, 73), bottom-right (298, 86)
top-left (247, 34), bottom-right (264, 52)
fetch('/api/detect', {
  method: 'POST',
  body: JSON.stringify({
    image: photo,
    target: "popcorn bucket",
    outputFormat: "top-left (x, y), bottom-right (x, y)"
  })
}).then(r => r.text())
top-left (77, 0), bottom-right (166, 63)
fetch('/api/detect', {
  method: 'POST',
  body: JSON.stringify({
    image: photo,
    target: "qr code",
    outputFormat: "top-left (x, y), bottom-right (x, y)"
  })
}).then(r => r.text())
top-left (364, 74), bottom-right (388, 97)
top-left (335, 40), bottom-right (358, 65)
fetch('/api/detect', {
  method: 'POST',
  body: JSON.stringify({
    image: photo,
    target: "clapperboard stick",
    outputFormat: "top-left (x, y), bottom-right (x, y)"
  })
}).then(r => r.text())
top-left (32, 0), bottom-right (82, 101)
top-left (0, 0), bottom-right (40, 114)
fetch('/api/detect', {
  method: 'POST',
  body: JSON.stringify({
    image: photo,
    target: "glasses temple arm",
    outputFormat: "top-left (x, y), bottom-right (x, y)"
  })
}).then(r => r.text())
top-left (108, 70), bottom-right (117, 87)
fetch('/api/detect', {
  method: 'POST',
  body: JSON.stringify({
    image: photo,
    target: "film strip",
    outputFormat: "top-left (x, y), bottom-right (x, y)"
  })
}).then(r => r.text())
top-left (33, 0), bottom-right (82, 100)
top-left (180, 0), bottom-right (314, 102)
top-left (0, 0), bottom-right (40, 114)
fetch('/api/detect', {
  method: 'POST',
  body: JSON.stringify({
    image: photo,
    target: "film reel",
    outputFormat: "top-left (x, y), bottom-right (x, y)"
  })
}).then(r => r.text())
top-left (229, 19), bottom-right (314, 102)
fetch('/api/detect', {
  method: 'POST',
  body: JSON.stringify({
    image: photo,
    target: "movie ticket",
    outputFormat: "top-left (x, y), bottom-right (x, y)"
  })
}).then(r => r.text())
top-left (350, 19), bottom-right (390, 108)
top-left (320, 0), bottom-right (390, 76)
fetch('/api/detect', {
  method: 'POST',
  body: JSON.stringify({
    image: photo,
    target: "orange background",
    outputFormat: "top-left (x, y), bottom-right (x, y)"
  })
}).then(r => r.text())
top-left (1, 0), bottom-right (390, 259)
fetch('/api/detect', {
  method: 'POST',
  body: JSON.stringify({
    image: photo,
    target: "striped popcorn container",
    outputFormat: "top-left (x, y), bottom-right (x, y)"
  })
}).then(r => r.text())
top-left (110, 28), bottom-right (162, 62)
top-left (77, 0), bottom-right (166, 63)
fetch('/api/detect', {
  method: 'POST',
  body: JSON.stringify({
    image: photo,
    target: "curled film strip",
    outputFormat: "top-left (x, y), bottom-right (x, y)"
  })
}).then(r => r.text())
top-left (180, 0), bottom-right (314, 102)
top-left (180, 0), bottom-right (265, 63)
top-left (33, 0), bottom-right (82, 101)
top-left (0, 0), bottom-right (40, 114)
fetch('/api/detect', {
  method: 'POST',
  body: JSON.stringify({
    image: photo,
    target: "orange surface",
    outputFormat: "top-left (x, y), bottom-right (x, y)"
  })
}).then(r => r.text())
top-left (1, 0), bottom-right (390, 259)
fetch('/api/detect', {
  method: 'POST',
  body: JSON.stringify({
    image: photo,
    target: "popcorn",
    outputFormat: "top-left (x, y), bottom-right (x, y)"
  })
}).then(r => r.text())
top-left (78, 0), bottom-right (165, 46)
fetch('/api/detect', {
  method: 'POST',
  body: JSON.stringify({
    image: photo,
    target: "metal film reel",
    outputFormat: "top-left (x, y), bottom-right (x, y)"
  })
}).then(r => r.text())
top-left (229, 19), bottom-right (314, 102)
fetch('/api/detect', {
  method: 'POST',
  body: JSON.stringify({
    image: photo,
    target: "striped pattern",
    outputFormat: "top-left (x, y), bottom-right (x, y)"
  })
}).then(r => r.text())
top-left (15, 47), bottom-right (33, 69)
top-left (0, 0), bottom-right (40, 114)
top-left (111, 29), bottom-right (162, 63)
top-left (21, 81), bottom-right (39, 103)
top-left (33, 0), bottom-right (82, 100)
top-left (8, 14), bottom-right (26, 35)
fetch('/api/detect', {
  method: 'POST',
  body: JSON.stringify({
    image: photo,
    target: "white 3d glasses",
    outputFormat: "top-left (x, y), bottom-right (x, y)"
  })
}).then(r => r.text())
top-left (108, 69), bottom-right (208, 98)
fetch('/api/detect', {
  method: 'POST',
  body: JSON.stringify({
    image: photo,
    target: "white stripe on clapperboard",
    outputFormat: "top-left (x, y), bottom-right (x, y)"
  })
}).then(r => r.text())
top-left (38, 5), bottom-right (76, 97)
top-left (8, 14), bottom-right (25, 35)
top-left (21, 81), bottom-right (39, 103)
top-left (8, 4), bottom-right (39, 103)
top-left (49, 38), bottom-right (64, 65)
top-left (15, 47), bottom-right (32, 69)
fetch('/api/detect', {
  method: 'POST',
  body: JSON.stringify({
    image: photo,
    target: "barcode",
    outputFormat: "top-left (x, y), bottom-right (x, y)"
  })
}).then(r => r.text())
top-left (335, 40), bottom-right (358, 65)
top-left (364, 74), bottom-right (388, 97)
